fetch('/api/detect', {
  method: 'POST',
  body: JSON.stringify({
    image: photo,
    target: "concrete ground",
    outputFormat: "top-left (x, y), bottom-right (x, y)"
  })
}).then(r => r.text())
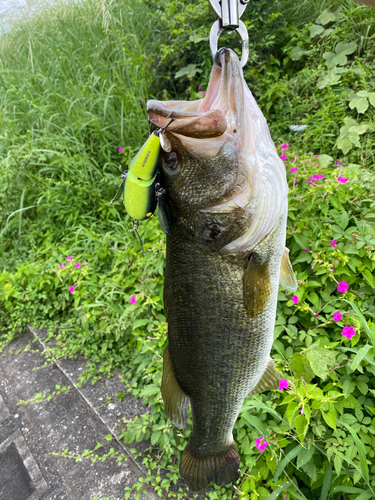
top-left (0, 327), bottom-right (156, 500)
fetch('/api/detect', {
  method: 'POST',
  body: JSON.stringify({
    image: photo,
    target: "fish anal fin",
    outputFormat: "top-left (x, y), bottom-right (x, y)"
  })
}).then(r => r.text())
top-left (180, 441), bottom-right (240, 492)
top-left (161, 346), bottom-right (189, 428)
top-left (247, 358), bottom-right (281, 397)
top-left (280, 247), bottom-right (298, 291)
top-left (243, 255), bottom-right (272, 318)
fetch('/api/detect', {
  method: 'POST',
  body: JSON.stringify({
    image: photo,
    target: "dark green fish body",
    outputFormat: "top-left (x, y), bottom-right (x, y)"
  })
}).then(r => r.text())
top-left (147, 48), bottom-right (297, 491)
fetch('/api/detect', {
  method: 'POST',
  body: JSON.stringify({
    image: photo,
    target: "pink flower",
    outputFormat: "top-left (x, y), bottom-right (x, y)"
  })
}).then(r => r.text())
top-left (59, 264), bottom-right (65, 269)
top-left (281, 144), bottom-right (289, 149)
top-left (278, 379), bottom-right (289, 391)
top-left (331, 240), bottom-right (337, 247)
top-left (75, 263), bottom-right (81, 269)
top-left (66, 256), bottom-right (73, 261)
top-left (338, 176), bottom-right (348, 183)
top-left (312, 174), bottom-right (324, 179)
top-left (291, 295), bottom-right (298, 304)
top-left (118, 147), bottom-right (123, 153)
top-left (280, 155), bottom-right (288, 160)
top-left (130, 296), bottom-right (136, 305)
top-left (289, 167), bottom-right (299, 173)
top-left (198, 85), bottom-right (202, 90)
top-left (255, 437), bottom-right (268, 451)
top-left (201, 91), bottom-right (206, 96)
top-left (69, 286), bottom-right (75, 293)
top-left (335, 161), bottom-right (342, 164)
top-left (162, 93), bottom-right (166, 98)
top-left (337, 281), bottom-right (349, 293)
top-left (333, 311), bottom-right (342, 321)
top-left (342, 326), bottom-right (356, 339)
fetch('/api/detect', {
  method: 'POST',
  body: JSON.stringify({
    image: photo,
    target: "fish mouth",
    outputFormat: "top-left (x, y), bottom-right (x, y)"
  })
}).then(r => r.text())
top-left (147, 48), bottom-right (245, 146)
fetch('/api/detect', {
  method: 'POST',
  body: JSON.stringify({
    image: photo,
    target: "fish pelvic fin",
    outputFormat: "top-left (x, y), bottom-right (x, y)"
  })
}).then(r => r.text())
top-left (243, 255), bottom-right (272, 318)
top-left (161, 345), bottom-right (189, 428)
top-left (279, 247), bottom-right (298, 291)
top-left (180, 441), bottom-right (240, 492)
top-left (247, 358), bottom-right (281, 397)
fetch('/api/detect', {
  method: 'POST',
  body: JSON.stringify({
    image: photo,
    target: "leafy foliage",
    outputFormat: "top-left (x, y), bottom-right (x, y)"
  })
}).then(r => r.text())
top-left (0, 0), bottom-right (375, 499)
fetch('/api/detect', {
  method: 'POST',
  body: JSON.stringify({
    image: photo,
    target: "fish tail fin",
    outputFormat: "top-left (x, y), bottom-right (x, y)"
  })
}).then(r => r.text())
top-left (180, 441), bottom-right (240, 491)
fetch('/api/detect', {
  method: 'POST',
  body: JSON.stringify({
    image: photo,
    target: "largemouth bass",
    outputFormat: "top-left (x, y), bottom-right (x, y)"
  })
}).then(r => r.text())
top-left (147, 48), bottom-right (297, 492)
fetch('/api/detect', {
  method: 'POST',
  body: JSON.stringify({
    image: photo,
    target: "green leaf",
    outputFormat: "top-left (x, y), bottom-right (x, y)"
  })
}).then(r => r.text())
top-left (305, 346), bottom-right (335, 380)
top-left (363, 269), bottom-right (374, 288)
top-left (316, 9), bottom-right (336, 26)
top-left (274, 444), bottom-right (302, 482)
top-left (349, 97), bottom-right (369, 114)
top-left (241, 413), bottom-right (266, 436)
top-left (301, 460), bottom-right (317, 482)
top-left (290, 47), bottom-right (311, 61)
top-left (175, 64), bottom-right (202, 79)
top-left (336, 137), bottom-right (352, 154)
top-left (151, 430), bottom-right (161, 445)
top-left (331, 486), bottom-right (372, 497)
top-left (334, 453), bottom-right (342, 475)
top-left (286, 401), bottom-right (298, 425)
top-left (105, 434), bottom-right (113, 441)
top-left (295, 415), bottom-right (308, 443)
top-left (318, 154), bottom-right (333, 166)
top-left (297, 446), bottom-right (314, 468)
top-left (335, 41), bottom-right (357, 56)
top-left (320, 461), bottom-right (332, 500)
top-left (289, 353), bottom-right (315, 383)
top-left (350, 345), bottom-right (373, 371)
top-left (321, 410), bottom-right (336, 430)
top-left (339, 420), bottom-right (369, 482)
top-left (317, 70), bottom-right (341, 89)
top-left (310, 25), bottom-right (324, 38)
top-left (339, 210), bottom-right (349, 230)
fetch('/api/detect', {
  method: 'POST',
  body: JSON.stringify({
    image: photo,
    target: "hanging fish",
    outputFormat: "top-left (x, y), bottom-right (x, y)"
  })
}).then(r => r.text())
top-left (147, 48), bottom-right (297, 492)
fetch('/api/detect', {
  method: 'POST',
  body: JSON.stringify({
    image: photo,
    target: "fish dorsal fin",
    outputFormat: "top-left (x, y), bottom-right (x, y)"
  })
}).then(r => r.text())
top-left (161, 345), bottom-right (190, 428)
top-left (243, 255), bottom-right (272, 318)
top-left (279, 247), bottom-right (298, 291)
top-left (247, 358), bottom-right (281, 397)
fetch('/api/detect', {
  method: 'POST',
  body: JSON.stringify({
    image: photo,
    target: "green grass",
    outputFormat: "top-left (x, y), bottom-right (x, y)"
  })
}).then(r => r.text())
top-left (1, 0), bottom-right (375, 499)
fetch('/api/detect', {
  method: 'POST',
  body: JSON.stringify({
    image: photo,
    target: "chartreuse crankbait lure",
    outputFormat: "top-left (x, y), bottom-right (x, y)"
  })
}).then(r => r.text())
top-left (124, 130), bottom-right (160, 220)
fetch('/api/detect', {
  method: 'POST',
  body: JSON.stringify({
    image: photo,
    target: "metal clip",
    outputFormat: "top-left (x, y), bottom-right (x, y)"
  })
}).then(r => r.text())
top-left (207, 0), bottom-right (250, 67)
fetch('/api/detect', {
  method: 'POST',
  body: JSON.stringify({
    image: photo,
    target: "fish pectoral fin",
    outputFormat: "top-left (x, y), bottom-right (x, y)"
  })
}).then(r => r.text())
top-left (247, 358), bottom-right (281, 397)
top-left (161, 345), bottom-right (189, 428)
top-left (243, 254), bottom-right (272, 317)
top-left (279, 247), bottom-right (298, 291)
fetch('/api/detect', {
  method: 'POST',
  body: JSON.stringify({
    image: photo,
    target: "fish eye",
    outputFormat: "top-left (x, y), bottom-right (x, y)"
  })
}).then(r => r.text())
top-left (162, 151), bottom-right (178, 171)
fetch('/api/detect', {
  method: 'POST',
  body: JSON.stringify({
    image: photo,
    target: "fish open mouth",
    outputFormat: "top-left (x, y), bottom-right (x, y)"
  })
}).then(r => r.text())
top-left (148, 48), bottom-right (288, 255)
top-left (147, 48), bottom-right (245, 144)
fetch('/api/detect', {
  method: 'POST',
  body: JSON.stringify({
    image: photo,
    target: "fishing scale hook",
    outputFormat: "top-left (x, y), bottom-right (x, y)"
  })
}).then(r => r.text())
top-left (207, 0), bottom-right (250, 67)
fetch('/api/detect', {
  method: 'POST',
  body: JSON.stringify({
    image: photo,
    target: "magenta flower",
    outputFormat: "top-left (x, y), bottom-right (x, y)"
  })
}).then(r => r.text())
top-left (289, 167), bottom-right (299, 173)
top-left (198, 85), bottom-right (202, 90)
top-left (255, 437), bottom-right (268, 451)
top-left (342, 326), bottom-right (356, 339)
top-left (312, 174), bottom-right (324, 179)
top-left (337, 281), bottom-right (349, 293)
top-left (118, 147), bottom-right (123, 153)
top-left (333, 311), bottom-right (342, 321)
top-left (281, 144), bottom-right (289, 149)
top-left (66, 256), bottom-right (73, 261)
top-left (338, 176), bottom-right (348, 183)
top-left (75, 263), bottom-right (81, 269)
top-left (331, 240), bottom-right (337, 247)
top-left (130, 296), bottom-right (136, 305)
top-left (291, 295), bottom-right (298, 304)
top-left (278, 379), bottom-right (289, 391)
top-left (335, 161), bottom-right (342, 164)
top-left (201, 91), bottom-right (206, 96)
top-left (162, 93), bottom-right (166, 98)
top-left (59, 264), bottom-right (65, 269)
top-left (280, 155), bottom-right (288, 160)
top-left (69, 285), bottom-right (75, 293)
